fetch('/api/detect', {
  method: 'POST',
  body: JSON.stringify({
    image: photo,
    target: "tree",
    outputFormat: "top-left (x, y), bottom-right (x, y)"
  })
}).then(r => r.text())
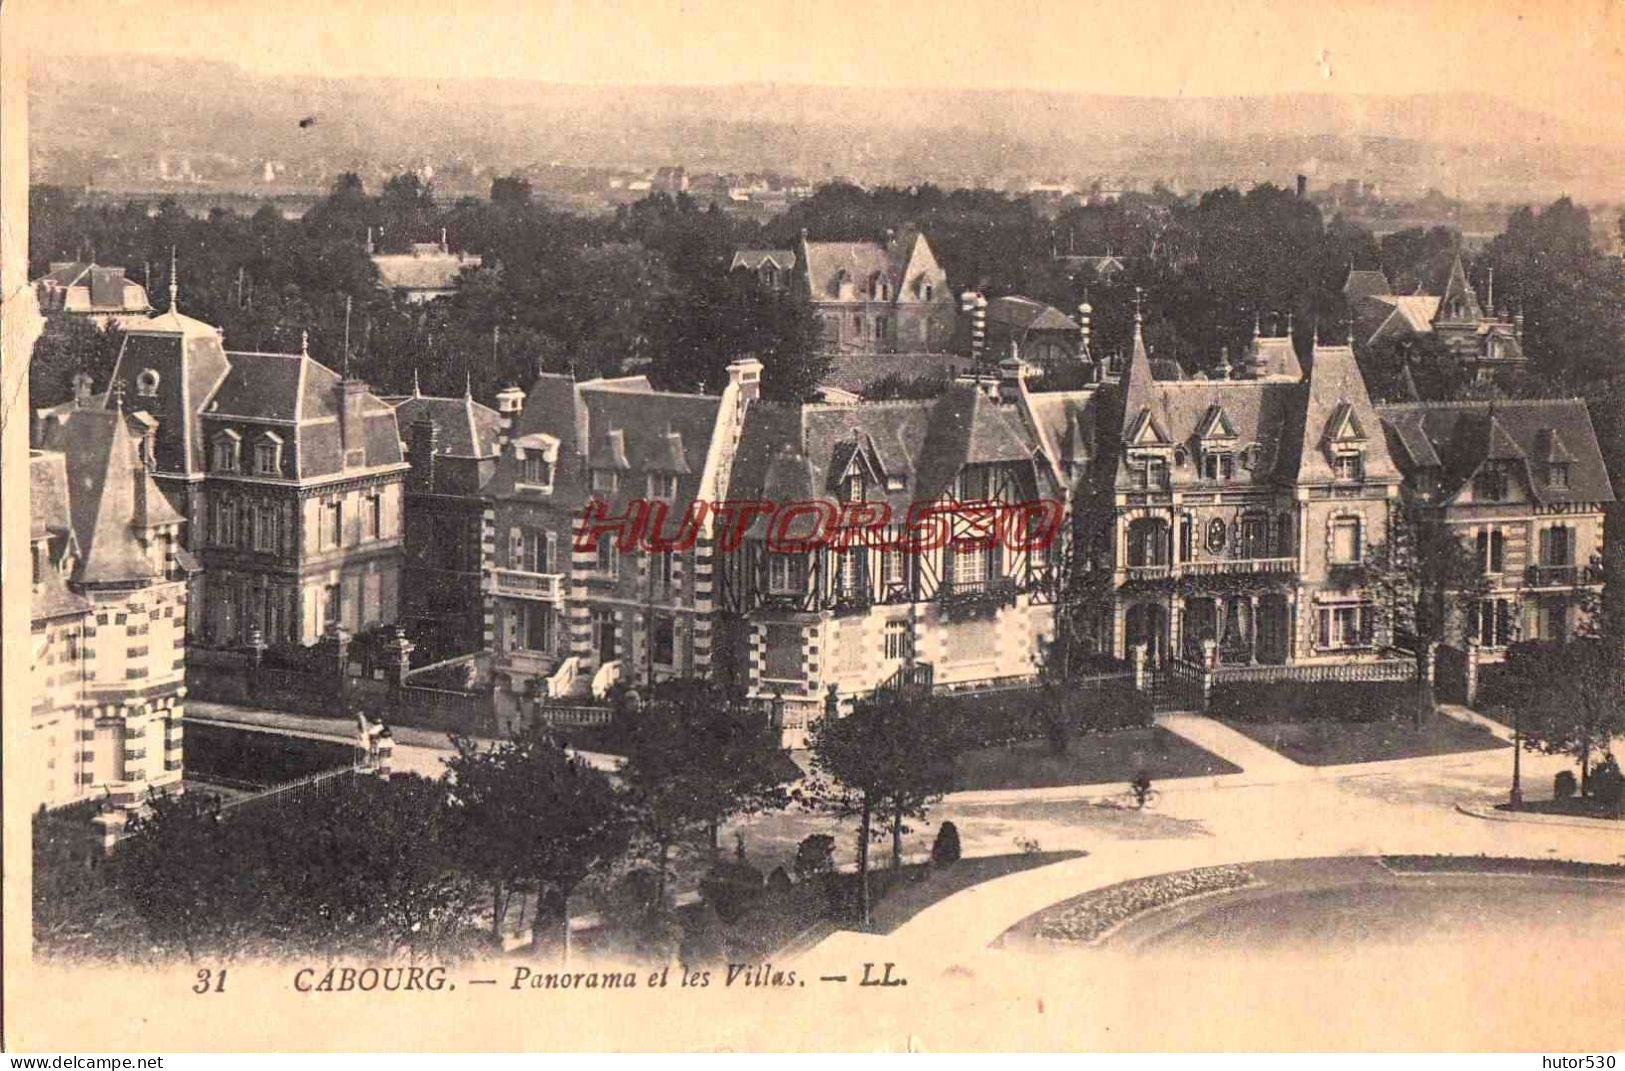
top-left (1499, 638), bottom-right (1625, 795)
top-left (491, 174), bottom-right (534, 208)
top-left (29, 318), bottom-right (122, 410)
top-left (805, 694), bottom-right (960, 927)
top-left (444, 729), bottom-right (627, 952)
top-left (616, 680), bottom-right (793, 908)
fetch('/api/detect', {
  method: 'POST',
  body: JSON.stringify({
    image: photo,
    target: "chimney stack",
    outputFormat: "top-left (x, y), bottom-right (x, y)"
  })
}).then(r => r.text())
top-left (997, 353), bottom-right (1028, 404)
top-left (408, 414), bottom-right (440, 492)
top-left (494, 384), bottom-right (527, 450)
top-left (726, 356), bottom-right (763, 407)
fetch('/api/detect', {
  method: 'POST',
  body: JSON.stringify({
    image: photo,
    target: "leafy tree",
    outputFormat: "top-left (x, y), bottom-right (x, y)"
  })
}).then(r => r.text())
top-left (29, 318), bottom-right (122, 411)
top-left (616, 680), bottom-right (793, 907)
top-left (444, 729), bottom-right (628, 952)
top-left (1498, 638), bottom-right (1625, 795)
top-left (490, 174), bottom-right (534, 208)
top-left (805, 694), bottom-right (960, 927)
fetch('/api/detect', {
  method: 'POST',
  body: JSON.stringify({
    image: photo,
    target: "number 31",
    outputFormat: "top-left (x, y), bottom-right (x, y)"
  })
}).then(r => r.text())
top-left (193, 968), bottom-right (227, 994)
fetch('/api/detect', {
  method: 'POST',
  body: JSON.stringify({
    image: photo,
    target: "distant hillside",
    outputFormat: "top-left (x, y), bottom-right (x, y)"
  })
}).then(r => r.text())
top-left (25, 51), bottom-right (1625, 200)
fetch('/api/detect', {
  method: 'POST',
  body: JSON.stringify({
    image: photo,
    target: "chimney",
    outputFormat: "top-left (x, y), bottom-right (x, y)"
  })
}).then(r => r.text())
top-left (72, 370), bottom-right (94, 405)
top-left (407, 414), bottom-right (440, 491)
top-left (1214, 346), bottom-right (1233, 381)
top-left (335, 336), bottom-right (370, 469)
top-left (997, 354), bottom-right (1028, 404)
top-left (1077, 300), bottom-right (1092, 362)
top-left (1296, 174), bottom-right (1308, 198)
top-left (726, 356), bottom-right (763, 407)
top-left (494, 384), bottom-right (526, 450)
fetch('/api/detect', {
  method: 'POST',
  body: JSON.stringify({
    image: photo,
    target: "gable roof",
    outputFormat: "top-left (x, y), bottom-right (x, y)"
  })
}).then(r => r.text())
top-left (1376, 398), bottom-right (1615, 505)
top-left (730, 249), bottom-right (796, 272)
top-left (797, 228), bottom-right (948, 304)
top-left (389, 394), bottom-right (502, 459)
top-left (1296, 343), bottom-right (1399, 484)
top-left (1342, 268), bottom-right (1392, 304)
top-left (985, 295), bottom-right (1081, 333)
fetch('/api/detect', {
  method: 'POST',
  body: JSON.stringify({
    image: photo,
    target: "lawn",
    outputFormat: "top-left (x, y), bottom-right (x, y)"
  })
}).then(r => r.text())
top-left (952, 727), bottom-right (1240, 792)
top-left (1221, 713), bottom-right (1508, 766)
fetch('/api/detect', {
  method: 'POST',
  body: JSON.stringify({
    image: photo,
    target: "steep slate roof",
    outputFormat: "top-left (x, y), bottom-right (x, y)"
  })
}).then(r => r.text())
top-left (1342, 268), bottom-right (1392, 304)
top-left (797, 229), bottom-right (948, 303)
top-left (390, 394), bottom-right (502, 459)
top-left (1296, 343), bottom-right (1400, 485)
top-left (36, 263), bottom-right (153, 315)
top-left (1023, 389), bottom-right (1106, 485)
top-left (1376, 399), bottom-right (1615, 506)
top-left (106, 308), bottom-right (232, 475)
top-left (206, 351), bottom-right (405, 478)
top-left (40, 407), bottom-right (179, 586)
top-left (730, 386), bottom-right (1051, 537)
top-left (1246, 333), bottom-right (1304, 380)
top-left (985, 296), bottom-right (1080, 333)
top-left (29, 452), bottom-right (92, 621)
top-left (1112, 338), bottom-right (1397, 491)
top-left (730, 249), bottom-right (796, 271)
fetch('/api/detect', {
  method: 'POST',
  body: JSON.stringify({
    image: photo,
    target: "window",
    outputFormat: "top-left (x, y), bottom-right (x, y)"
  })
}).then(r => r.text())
top-left (1127, 518), bottom-right (1169, 568)
top-left (876, 314), bottom-right (889, 340)
top-left (1471, 598), bottom-right (1515, 647)
top-left (212, 435), bottom-right (240, 473)
top-left (1317, 604), bottom-right (1373, 649)
top-left (844, 474), bottom-right (864, 501)
top-left (1332, 453), bottom-right (1364, 482)
top-left (591, 469), bottom-right (618, 494)
top-left (1178, 515), bottom-right (1193, 561)
top-left (648, 473), bottom-right (678, 500)
top-left (1202, 452), bottom-right (1235, 481)
top-left (1241, 514), bottom-right (1272, 558)
top-left (212, 498), bottom-right (239, 547)
top-left (1547, 463), bottom-right (1570, 490)
top-left (514, 527), bottom-right (553, 573)
top-left (654, 550), bottom-right (674, 596)
top-left (1540, 526), bottom-right (1573, 567)
top-left (325, 499), bottom-right (343, 548)
top-left (596, 534), bottom-right (618, 576)
top-left (952, 541), bottom-right (990, 589)
top-left (323, 584), bottom-right (340, 626)
top-left (838, 548), bottom-right (863, 595)
top-left (1477, 529), bottom-right (1505, 574)
top-left (884, 619), bottom-right (912, 660)
top-left (369, 494), bottom-right (384, 540)
top-left (136, 368), bottom-right (160, 396)
top-left (652, 615), bottom-right (676, 667)
top-left (1131, 458), bottom-right (1168, 490)
top-left (1531, 598), bottom-right (1568, 642)
top-left (958, 467), bottom-right (989, 501)
top-left (253, 440), bottom-right (279, 476)
top-left (1474, 464), bottom-right (1508, 502)
top-left (521, 454), bottom-right (553, 487)
top-left (251, 506), bottom-right (278, 553)
top-left (1330, 517), bottom-right (1361, 564)
top-left (768, 553), bottom-right (804, 595)
top-left (880, 544), bottom-right (905, 589)
top-left (515, 603), bottom-right (552, 653)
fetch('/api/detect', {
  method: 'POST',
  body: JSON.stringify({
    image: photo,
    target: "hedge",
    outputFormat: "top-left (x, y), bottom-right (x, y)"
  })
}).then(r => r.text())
top-left (1210, 680), bottom-right (1434, 724)
top-left (943, 679), bottom-right (1153, 749)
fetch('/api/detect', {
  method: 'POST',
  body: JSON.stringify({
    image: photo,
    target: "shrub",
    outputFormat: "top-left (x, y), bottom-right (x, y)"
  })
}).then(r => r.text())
top-left (793, 834), bottom-right (835, 880)
top-left (946, 679), bottom-right (1152, 750)
top-left (1210, 680), bottom-right (1433, 724)
top-left (699, 861), bottom-right (764, 925)
top-left (767, 866), bottom-right (793, 894)
top-left (1554, 769), bottom-right (1578, 799)
top-left (931, 821), bottom-right (962, 866)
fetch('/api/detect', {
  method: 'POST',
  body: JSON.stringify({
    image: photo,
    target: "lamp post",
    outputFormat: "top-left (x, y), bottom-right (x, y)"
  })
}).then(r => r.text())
top-left (1509, 705), bottom-right (1524, 810)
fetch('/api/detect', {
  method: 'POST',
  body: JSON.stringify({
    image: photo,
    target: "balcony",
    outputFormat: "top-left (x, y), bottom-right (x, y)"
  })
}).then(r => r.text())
top-left (492, 568), bottom-right (565, 605)
top-left (940, 575), bottom-right (1019, 616)
top-left (1125, 562), bottom-right (1173, 582)
top-left (1525, 563), bottom-right (1597, 588)
top-left (1181, 557), bottom-right (1296, 577)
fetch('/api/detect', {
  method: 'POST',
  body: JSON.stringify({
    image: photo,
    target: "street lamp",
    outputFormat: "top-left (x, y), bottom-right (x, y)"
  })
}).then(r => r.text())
top-left (1509, 705), bottom-right (1524, 810)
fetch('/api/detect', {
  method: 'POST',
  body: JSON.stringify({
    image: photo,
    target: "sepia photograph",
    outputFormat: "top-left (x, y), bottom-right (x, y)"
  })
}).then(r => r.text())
top-left (2, 0), bottom-right (1623, 1055)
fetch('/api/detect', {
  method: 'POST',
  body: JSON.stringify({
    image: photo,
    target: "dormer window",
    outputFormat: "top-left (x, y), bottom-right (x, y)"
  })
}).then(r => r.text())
top-left (136, 368), bottom-right (160, 397)
top-left (211, 430), bottom-right (241, 473)
top-left (253, 432), bottom-right (283, 476)
top-left (521, 455), bottom-right (553, 487)
top-left (844, 474), bottom-right (864, 501)
top-left (648, 473), bottom-right (678, 500)
top-left (1331, 452), bottom-right (1364, 482)
top-left (591, 469), bottom-right (619, 494)
top-left (1201, 452), bottom-right (1235, 481)
top-left (1130, 456), bottom-right (1169, 490)
top-left (957, 467), bottom-right (989, 501)
top-left (1474, 464), bottom-right (1509, 502)
top-left (1547, 463), bottom-right (1569, 490)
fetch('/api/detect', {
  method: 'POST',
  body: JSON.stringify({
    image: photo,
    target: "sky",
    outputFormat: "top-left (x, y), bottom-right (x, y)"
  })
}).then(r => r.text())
top-left (17, 0), bottom-right (1625, 122)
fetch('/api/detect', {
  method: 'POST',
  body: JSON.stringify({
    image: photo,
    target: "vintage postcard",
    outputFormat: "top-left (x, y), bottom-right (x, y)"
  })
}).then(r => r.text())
top-left (4, 0), bottom-right (1624, 1054)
